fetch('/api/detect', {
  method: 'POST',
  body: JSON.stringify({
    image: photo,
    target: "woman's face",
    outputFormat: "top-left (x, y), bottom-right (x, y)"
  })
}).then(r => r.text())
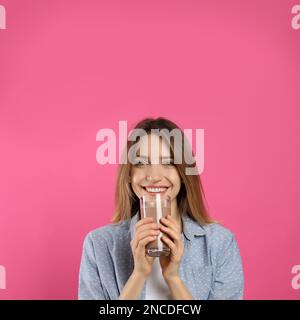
top-left (130, 134), bottom-right (182, 204)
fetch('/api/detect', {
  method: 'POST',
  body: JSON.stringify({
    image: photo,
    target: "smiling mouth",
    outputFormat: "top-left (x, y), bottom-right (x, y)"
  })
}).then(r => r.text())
top-left (141, 186), bottom-right (170, 194)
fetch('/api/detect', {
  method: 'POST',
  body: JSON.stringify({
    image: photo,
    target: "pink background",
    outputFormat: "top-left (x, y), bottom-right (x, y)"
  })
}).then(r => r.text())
top-left (0, 0), bottom-right (299, 299)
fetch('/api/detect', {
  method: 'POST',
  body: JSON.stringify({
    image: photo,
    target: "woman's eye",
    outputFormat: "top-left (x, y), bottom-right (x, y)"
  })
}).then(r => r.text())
top-left (162, 162), bottom-right (174, 167)
top-left (134, 161), bottom-right (148, 167)
top-left (133, 160), bottom-right (174, 167)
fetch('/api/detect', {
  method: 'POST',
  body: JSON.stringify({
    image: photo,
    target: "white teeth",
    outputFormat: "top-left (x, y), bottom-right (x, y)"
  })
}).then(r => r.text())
top-left (145, 187), bottom-right (167, 193)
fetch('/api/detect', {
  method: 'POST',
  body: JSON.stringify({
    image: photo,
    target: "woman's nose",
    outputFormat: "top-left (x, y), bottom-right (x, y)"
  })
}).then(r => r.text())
top-left (145, 164), bottom-right (162, 181)
top-left (146, 175), bottom-right (162, 182)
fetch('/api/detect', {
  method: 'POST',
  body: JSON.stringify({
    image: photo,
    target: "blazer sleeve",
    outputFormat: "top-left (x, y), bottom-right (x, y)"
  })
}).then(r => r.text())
top-left (78, 232), bottom-right (106, 300)
top-left (208, 231), bottom-right (244, 300)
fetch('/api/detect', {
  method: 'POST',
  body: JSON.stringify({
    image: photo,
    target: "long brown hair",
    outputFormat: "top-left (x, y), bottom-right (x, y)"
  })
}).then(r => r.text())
top-left (110, 117), bottom-right (214, 226)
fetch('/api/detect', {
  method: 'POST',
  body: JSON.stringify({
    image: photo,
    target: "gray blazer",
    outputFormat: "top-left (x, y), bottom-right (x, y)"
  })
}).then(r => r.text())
top-left (78, 211), bottom-right (244, 300)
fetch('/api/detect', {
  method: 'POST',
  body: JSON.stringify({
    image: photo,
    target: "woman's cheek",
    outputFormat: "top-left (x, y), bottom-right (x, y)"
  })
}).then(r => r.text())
top-left (170, 183), bottom-right (181, 199)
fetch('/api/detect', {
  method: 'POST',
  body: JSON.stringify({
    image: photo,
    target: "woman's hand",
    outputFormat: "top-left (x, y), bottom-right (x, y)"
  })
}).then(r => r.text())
top-left (159, 214), bottom-right (184, 282)
top-left (130, 217), bottom-right (161, 278)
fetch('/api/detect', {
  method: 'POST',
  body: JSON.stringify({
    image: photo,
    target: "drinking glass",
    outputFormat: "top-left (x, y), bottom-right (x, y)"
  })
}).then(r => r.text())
top-left (140, 194), bottom-right (171, 257)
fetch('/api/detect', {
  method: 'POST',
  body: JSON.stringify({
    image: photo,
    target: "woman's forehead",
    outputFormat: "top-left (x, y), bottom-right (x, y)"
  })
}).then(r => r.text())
top-left (137, 134), bottom-right (172, 158)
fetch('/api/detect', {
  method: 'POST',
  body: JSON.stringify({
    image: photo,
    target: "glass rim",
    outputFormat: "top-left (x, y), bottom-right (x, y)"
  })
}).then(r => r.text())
top-left (139, 194), bottom-right (171, 201)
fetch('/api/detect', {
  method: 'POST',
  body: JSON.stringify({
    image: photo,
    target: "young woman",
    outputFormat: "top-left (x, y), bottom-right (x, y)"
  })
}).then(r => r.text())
top-left (78, 117), bottom-right (244, 300)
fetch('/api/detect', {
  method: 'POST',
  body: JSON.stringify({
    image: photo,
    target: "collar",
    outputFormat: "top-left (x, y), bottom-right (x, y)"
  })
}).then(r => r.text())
top-left (129, 210), bottom-right (206, 241)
